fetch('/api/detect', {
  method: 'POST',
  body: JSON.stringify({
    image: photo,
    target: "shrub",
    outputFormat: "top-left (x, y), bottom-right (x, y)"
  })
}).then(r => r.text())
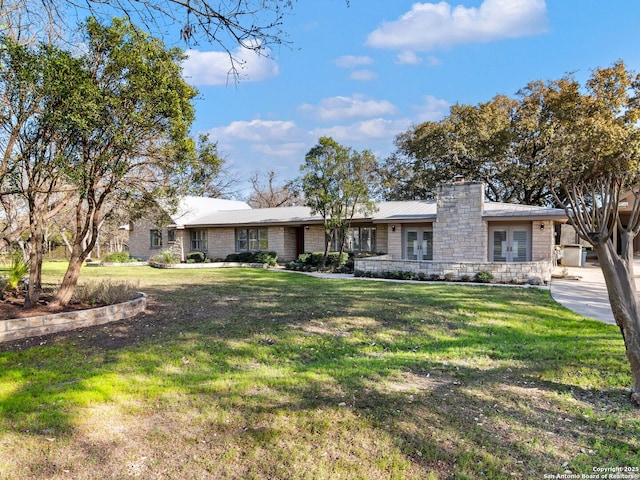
top-left (224, 251), bottom-right (277, 265)
top-left (186, 251), bottom-right (206, 263)
top-left (474, 270), bottom-right (494, 283)
top-left (252, 251), bottom-right (278, 266)
top-left (152, 250), bottom-right (179, 264)
top-left (102, 251), bottom-right (131, 263)
top-left (460, 274), bottom-right (471, 282)
top-left (284, 251), bottom-right (348, 272)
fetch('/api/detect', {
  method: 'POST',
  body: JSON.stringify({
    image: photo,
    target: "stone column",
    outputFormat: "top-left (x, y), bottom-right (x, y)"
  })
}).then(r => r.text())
top-left (433, 181), bottom-right (487, 262)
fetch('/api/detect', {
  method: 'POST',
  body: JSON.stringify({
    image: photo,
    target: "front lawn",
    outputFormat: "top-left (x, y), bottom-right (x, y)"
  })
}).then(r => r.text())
top-left (0, 264), bottom-right (637, 479)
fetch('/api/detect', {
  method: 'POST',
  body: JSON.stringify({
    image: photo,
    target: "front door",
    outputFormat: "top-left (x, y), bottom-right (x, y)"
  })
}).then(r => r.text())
top-left (490, 226), bottom-right (530, 262)
top-left (405, 228), bottom-right (433, 260)
top-left (295, 227), bottom-right (305, 257)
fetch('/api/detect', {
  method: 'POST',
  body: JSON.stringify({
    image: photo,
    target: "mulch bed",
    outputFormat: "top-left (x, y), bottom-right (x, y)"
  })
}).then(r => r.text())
top-left (0, 290), bottom-right (100, 320)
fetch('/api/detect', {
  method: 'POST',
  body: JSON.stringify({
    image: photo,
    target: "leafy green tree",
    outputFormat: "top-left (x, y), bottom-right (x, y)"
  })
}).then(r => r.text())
top-left (0, 37), bottom-right (81, 305)
top-left (46, 17), bottom-right (197, 307)
top-left (381, 94), bottom-right (556, 206)
top-left (543, 61), bottom-right (640, 404)
top-left (300, 137), bottom-right (377, 268)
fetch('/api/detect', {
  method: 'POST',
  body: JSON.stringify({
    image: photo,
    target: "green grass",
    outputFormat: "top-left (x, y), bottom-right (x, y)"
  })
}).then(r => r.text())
top-left (0, 262), bottom-right (638, 479)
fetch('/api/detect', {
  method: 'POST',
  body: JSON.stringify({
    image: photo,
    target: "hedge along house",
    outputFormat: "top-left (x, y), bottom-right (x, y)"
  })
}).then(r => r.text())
top-left (128, 181), bottom-right (567, 283)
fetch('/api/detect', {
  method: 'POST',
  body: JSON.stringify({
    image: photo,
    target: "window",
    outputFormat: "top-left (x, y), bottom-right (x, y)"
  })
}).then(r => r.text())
top-left (335, 227), bottom-right (377, 253)
top-left (236, 228), bottom-right (268, 251)
top-left (190, 230), bottom-right (208, 251)
top-left (168, 229), bottom-right (176, 243)
top-left (150, 229), bottom-right (162, 248)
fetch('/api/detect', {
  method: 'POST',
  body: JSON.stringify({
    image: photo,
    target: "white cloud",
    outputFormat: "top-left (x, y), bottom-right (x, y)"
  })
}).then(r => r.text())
top-left (313, 118), bottom-right (411, 144)
top-left (366, 0), bottom-right (547, 51)
top-left (299, 94), bottom-right (398, 122)
top-left (350, 70), bottom-right (378, 81)
top-left (413, 95), bottom-right (450, 122)
top-left (183, 47), bottom-right (279, 86)
top-left (334, 55), bottom-right (374, 68)
top-left (395, 51), bottom-right (423, 65)
top-left (251, 142), bottom-right (309, 159)
top-left (208, 119), bottom-right (302, 142)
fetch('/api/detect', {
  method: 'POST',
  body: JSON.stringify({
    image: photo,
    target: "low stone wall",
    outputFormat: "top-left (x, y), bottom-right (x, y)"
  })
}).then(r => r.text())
top-left (149, 261), bottom-right (268, 269)
top-left (354, 256), bottom-right (553, 284)
top-left (98, 261), bottom-right (149, 267)
top-left (0, 293), bottom-right (147, 343)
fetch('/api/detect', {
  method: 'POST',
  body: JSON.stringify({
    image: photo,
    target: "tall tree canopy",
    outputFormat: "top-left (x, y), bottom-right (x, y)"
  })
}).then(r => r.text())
top-left (300, 136), bottom-right (377, 267)
top-left (381, 91), bottom-right (556, 206)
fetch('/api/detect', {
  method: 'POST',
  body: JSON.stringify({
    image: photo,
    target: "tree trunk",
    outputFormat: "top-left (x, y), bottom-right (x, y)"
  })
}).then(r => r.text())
top-left (50, 251), bottom-right (85, 308)
top-left (24, 199), bottom-right (45, 308)
top-left (321, 230), bottom-right (331, 270)
top-left (595, 239), bottom-right (640, 404)
top-left (25, 226), bottom-right (43, 308)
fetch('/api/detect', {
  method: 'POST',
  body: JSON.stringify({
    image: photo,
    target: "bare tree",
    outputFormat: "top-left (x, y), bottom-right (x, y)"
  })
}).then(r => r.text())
top-left (247, 170), bottom-right (299, 208)
top-left (1, 0), bottom-right (297, 77)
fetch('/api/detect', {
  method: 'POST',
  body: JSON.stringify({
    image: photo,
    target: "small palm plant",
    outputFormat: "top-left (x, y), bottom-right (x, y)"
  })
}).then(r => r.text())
top-left (7, 251), bottom-right (29, 289)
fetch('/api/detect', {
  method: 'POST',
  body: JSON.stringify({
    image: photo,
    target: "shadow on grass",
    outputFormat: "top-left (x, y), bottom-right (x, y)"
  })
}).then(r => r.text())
top-left (0, 269), bottom-right (636, 478)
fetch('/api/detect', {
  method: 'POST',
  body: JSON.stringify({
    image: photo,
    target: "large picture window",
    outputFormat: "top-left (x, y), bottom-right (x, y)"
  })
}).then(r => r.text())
top-left (190, 230), bottom-right (208, 251)
top-left (336, 227), bottom-right (377, 253)
top-left (236, 228), bottom-right (268, 251)
top-left (150, 229), bottom-right (162, 248)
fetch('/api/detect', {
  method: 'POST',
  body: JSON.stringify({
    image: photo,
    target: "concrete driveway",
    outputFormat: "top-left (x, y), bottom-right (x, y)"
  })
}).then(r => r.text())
top-left (549, 258), bottom-right (640, 325)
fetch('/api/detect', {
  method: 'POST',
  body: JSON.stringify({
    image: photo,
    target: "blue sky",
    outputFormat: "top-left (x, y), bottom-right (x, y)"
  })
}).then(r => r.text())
top-left (181, 0), bottom-right (640, 197)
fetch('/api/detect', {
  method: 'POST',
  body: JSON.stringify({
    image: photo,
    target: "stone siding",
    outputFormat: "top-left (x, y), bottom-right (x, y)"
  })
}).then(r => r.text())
top-left (531, 220), bottom-right (555, 261)
top-left (376, 224), bottom-right (389, 254)
top-left (128, 217), bottom-right (168, 260)
top-left (354, 256), bottom-right (552, 284)
top-left (387, 224), bottom-right (402, 259)
top-left (434, 181), bottom-right (486, 262)
top-left (304, 225), bottom-right (327, 252)
top-left (283, 227), bottom-right (298, 262)
top-left (205, 227), bottom-right (235, 260)
top-left (0, 294), bottom-right (147, 343)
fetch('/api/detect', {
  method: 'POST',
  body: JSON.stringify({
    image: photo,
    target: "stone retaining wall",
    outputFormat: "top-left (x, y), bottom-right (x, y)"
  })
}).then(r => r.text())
top-left (354, 256), bottom-right (552, 284)
top-left (0, 293), bottom-right (147, 343)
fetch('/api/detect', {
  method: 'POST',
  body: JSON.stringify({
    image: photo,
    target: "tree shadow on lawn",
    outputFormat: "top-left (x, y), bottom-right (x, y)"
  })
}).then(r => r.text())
top-left (0, 272), bottom-right (636, 478)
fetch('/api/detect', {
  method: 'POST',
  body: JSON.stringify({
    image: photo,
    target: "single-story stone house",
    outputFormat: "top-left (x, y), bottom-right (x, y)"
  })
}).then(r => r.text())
top-left (128, 180), bottom-right (569, 283)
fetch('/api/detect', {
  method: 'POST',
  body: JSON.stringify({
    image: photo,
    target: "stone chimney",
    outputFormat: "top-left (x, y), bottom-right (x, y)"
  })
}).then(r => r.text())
top-left (432, 181), bottom-right (487, 263)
